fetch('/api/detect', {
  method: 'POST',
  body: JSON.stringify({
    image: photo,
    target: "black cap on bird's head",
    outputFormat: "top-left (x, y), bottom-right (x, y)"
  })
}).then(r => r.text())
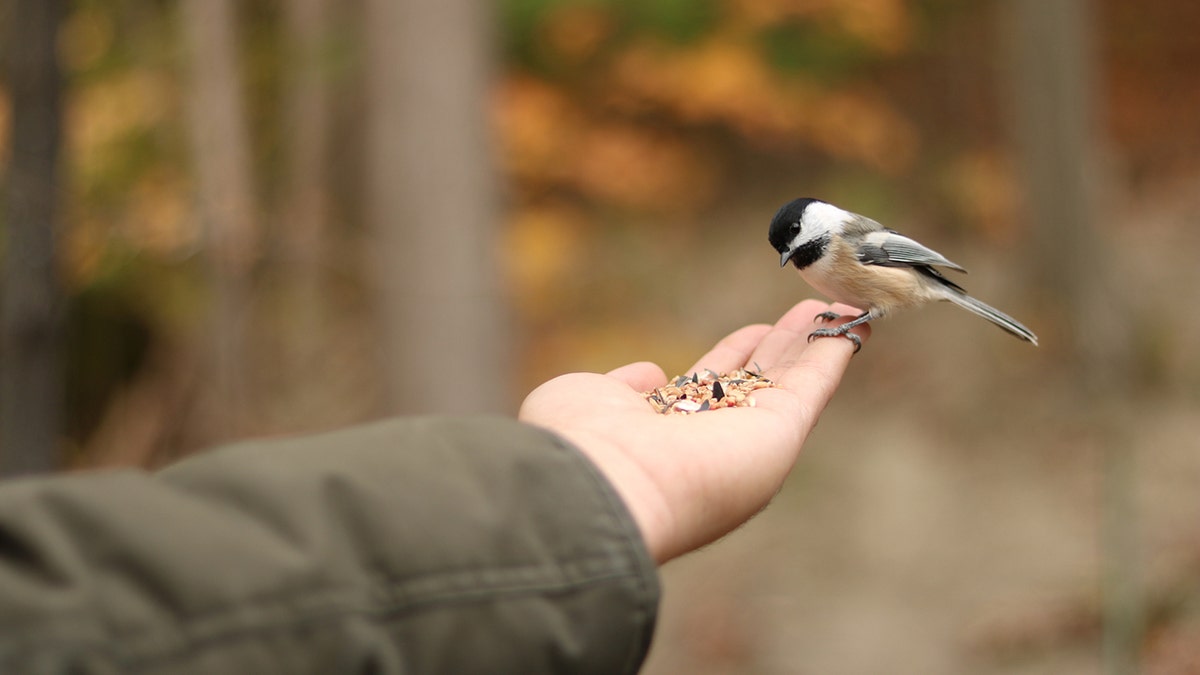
top-left (769, 197), bottom-right (825, 267)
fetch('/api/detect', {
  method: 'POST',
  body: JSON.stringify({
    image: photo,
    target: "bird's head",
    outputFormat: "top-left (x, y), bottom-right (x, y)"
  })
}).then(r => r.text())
top-left (768, 198), bottom-right (849, 269)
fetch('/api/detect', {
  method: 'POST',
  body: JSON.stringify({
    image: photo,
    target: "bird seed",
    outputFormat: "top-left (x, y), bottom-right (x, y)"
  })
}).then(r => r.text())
top-left (644, 367), bottom-right (776, 415)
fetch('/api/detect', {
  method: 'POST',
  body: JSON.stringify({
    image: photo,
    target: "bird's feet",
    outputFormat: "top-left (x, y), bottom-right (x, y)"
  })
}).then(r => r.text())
top-left (814, 311), bottom-right (841, 323)
top-left (808, 321), bottom-right (863, 354)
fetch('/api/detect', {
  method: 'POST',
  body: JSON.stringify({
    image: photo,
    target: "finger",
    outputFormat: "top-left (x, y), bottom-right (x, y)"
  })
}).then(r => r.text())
top-left (771, 315), bottom-right (870, 391)
top-left (746, 299), bottom-right (835, 369)
top-left (801, 301), bottom-right (871, 363)
top-left (685, 323), bottom-right (772, 376)
top-left (605, 361), bottom-right (668, 392)
top-left (754, 310), bottom-right (870, 418)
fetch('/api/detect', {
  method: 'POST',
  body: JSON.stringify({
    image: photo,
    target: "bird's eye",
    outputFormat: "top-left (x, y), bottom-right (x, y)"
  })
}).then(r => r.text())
top-left (790, 222), bottom-right (801, 234)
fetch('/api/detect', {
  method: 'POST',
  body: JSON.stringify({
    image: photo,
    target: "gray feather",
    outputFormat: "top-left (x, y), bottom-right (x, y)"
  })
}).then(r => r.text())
top-left (857, 230), bottom-right (967, 272)
top-left (943, 292), bottom-right (1039, 345)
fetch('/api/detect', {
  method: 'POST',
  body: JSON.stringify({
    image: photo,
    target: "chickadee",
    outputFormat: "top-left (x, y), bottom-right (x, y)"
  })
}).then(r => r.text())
top-left (768, 198), bottom-right (1038, 352)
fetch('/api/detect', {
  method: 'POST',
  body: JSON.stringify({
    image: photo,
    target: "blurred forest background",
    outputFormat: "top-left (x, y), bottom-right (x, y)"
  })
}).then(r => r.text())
top-left (2, 0), bottom-right (1199, 672)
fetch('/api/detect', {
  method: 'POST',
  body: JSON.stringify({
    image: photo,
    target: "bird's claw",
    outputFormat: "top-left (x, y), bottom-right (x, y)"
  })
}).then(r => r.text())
top-left (814, 311), bottom-right (841, 324)
top-left (807, 325), bottom-right (863, 354)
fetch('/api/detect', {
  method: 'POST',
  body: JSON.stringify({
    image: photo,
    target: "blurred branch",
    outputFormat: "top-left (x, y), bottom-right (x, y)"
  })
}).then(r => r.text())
top-left (280, 0), bottom-right (331, 369)
top-left (180, 0), bottom-right (259, 439)
top-left (1, 0), bottom-right (65, 475)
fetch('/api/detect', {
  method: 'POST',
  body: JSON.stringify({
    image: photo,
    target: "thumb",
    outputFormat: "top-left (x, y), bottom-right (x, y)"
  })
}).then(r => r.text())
top-left (605, 361), bottom-right (668, 392)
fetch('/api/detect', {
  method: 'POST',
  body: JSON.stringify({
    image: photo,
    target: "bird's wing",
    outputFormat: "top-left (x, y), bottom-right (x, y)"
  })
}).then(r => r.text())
top-left (856, 230), bottom-right (967, 273)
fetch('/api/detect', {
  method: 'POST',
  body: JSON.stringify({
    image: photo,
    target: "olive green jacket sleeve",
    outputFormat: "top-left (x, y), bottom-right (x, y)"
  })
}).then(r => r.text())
top-left (0, 417), bottom-right (660, 674)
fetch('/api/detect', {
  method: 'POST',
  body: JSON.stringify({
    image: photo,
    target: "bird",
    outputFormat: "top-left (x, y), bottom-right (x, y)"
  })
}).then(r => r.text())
top-left (768, 197), bottom-right (1038, 352)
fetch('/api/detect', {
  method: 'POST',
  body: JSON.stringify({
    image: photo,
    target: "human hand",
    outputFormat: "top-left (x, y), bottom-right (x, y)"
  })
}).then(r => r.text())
top-left (519, 300), bottom-right (869, 564)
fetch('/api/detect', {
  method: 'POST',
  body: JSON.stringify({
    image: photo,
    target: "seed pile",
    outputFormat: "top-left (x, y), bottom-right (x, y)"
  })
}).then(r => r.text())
top-left (644, 367), bottom-right (776, 415)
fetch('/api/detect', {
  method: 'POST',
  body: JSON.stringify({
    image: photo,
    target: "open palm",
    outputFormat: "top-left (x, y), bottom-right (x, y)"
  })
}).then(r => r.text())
top-left (520, 300), bottom-right (868, 563)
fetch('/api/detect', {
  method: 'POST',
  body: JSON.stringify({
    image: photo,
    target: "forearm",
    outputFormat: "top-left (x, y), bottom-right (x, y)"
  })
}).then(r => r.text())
top-left (0, 417), bottom-right (659, 674)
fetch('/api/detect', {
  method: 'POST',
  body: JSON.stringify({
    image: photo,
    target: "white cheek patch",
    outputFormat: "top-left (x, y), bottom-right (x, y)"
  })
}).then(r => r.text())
top-left (799, 201), bottom-right (851, 242)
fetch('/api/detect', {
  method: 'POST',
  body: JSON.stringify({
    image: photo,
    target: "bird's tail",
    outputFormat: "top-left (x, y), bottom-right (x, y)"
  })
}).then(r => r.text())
top-left (944, 292), bottom-right (1039, 345)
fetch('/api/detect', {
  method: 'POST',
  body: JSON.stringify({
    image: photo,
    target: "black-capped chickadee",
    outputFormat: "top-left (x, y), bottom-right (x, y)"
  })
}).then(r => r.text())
top-left (768, 198), bottom-right (1038, 352)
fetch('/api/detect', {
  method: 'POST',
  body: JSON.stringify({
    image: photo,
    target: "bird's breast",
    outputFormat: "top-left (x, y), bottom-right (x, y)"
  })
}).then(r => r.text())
top-left (797, 238), bottom-right (928, 314)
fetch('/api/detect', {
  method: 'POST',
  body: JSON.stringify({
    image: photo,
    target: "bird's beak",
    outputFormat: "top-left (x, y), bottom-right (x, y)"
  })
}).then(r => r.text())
top-left (779, 249), bottom-right (794, 268)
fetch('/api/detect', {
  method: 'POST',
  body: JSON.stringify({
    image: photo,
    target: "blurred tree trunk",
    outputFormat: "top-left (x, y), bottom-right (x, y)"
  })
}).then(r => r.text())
top-left (1002, 2), bottom-right (1139, 673)
top-left (1003, 0), bottom-right (1130, 382)
top-left (181, 0), bottom-right (259, 439)
top-left (363, 0), bottom-right (511, 414)
top-left (280, 0), bottom-right (330, 381)
top-left (0, 0), bottom-right (65, 475)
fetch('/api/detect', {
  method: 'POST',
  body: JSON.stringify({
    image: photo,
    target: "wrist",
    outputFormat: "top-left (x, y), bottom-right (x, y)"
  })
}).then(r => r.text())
top-left (553, 428), bottom-right (677, 564)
